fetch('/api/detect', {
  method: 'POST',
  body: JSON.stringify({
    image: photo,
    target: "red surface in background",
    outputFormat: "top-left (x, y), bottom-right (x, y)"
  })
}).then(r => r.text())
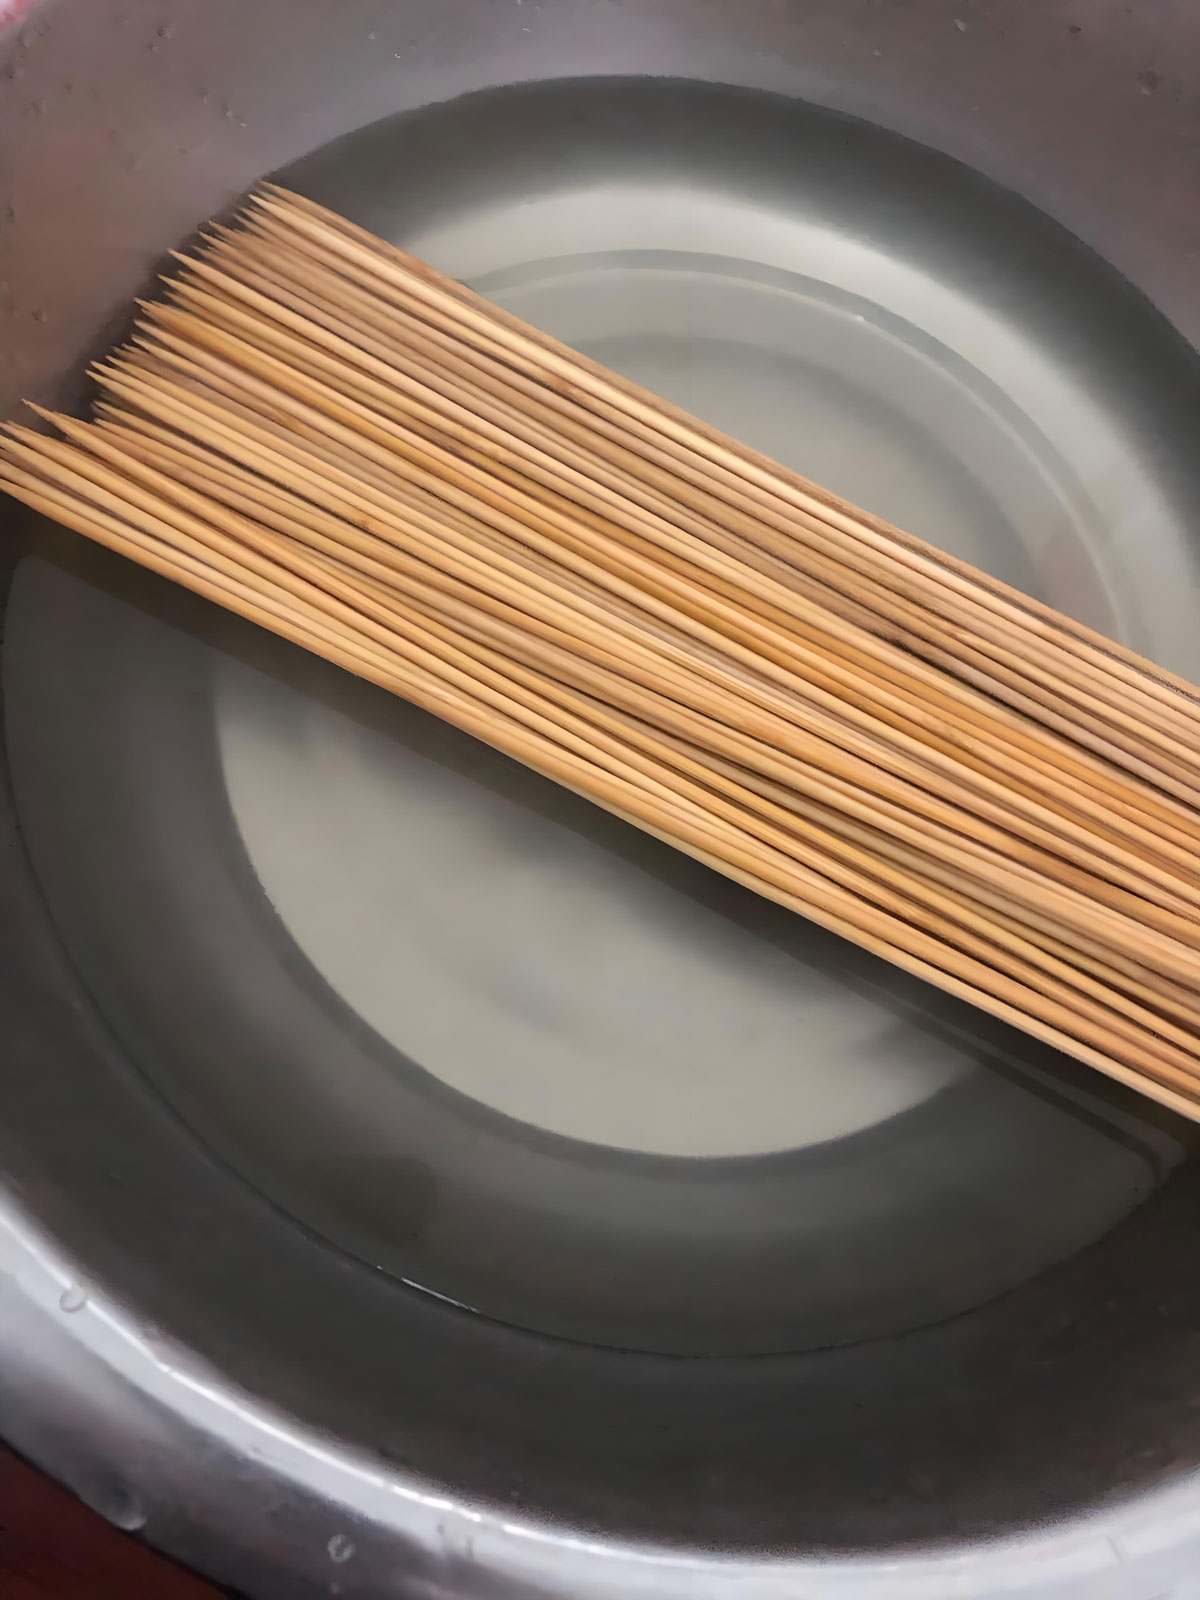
top-left (0, 1448), bottom-right (222, 1599)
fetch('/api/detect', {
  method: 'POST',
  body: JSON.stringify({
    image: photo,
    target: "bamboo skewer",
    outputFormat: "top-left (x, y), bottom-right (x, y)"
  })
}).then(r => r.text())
top-left (250, 190), bottom-right (1200, 721)
top-left (102, 331), bottom-right (1200, 919)
top-left (58, 388), bottom-right (1200, 953)
top-left (140, 264), bottom-right (1200, 832)
top-left (149, 267), bottom-right (1200, 807)
top-left (143, 282), bottom-right (1200, 871)
top-left (8, 452), bottom-right (1200, 1106)
top-left (6, 187), bottom-right (1200, 1120)
top-left (57, 416), bottom-right (1200, 958)
top-left (194, 226), bottom-right (1200, 769)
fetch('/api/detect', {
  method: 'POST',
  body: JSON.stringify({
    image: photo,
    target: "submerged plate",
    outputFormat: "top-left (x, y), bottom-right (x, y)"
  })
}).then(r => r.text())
top-left (5, 81), bottom-right (1199, 1354)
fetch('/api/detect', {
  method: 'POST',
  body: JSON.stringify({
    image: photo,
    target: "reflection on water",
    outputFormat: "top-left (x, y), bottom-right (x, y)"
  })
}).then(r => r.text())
top-left (219, 652), bottom-right (969, 1158)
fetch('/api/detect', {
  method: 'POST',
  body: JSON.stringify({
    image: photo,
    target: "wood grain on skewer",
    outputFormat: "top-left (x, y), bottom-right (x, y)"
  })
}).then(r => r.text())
top-left (7, 184), bottom-right (1200, 1120)
top-left (189, 228), bottom-right (1200, 769)
top-left (155, 261), bottom-right (1200, 778)
top-left (77, 379), bottom-right (1200, 947)
top-left (262, 188), bottom-right (1200, 711)
top-left (250, 188), bottom-right (1200, 726)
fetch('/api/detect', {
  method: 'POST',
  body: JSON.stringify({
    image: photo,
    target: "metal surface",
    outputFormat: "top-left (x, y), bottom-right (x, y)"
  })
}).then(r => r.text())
top-left (9, 78), bottom-right (1199, 1362)
top-left (5, 1), bottom-right (1200, 1596)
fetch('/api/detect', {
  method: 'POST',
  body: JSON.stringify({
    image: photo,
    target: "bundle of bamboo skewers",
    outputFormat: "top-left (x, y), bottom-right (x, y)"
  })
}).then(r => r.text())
top-left (4, 186), bottom-right (1200, 1119)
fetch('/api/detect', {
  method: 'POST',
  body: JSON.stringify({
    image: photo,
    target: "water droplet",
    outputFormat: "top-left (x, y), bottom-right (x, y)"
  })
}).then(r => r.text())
top-left (328, 1533), bottom-right (355, 1564)
top-left (106, 1488), bottom-right (147, 1531)
top-left (59, 1283), bottom-right (88, 1314)
top-left (78, 1478), bottom-right (147, 1531)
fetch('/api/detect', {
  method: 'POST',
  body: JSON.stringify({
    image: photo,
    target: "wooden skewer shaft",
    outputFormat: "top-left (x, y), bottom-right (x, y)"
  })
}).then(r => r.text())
top-left (39, 406), bottom-right (1200, 970)
top-left (6, 455), bottom-right (1200, 1104)
top-left (254, 189), bottom-right (1200, 716)
top-left (160, 258), bottom-right (1200, 856)
top-left (7, 185), bottom-right (1200, 1122)
top-left (10, 430), bottom-right (1200, 1086)
top-left (191, 232), bottom-right (1200, 778)
top-left (110, 323), bottom-right (1200, 914)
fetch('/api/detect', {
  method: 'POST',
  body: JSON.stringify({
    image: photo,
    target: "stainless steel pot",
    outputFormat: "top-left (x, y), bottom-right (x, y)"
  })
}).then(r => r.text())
top-left (6, 3), bottom-right (1200, 1596)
